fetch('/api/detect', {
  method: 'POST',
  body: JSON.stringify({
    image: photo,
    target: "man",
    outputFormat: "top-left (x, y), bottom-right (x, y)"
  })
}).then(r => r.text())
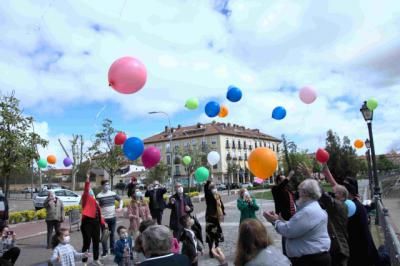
top-left (127, 176), bottom-right (138, 198)
top-left (140, 225), bottom-right (190, 266)
top-left (0, 188), bottom-right (9, 227)
top-left (264, 179), bottom-right (331, 266)
top-left (145, 181), bottom-right (167, 225)
top-left (96, 179), bottom-right (123, 256)
top-left (167, 183), bottom-right (194, 238)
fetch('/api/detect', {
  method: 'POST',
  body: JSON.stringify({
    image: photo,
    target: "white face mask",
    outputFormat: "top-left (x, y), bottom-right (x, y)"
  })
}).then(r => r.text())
top-left (63, 236), bottom-right (70, 244)
top-left (244, 191), bottom-right (250, 198)
top-left (103, 184), bottom-right (110, 191)
top-left (177, 187), bottom-right (184, 194)
top-left (211, 189), bottom-right (217, 194)
top-left (120, 232), bottom-right (128, 239)
top-left (188, 218), bottom-right (194, 227)
top-left (135, 192), bottom-right (142, 198)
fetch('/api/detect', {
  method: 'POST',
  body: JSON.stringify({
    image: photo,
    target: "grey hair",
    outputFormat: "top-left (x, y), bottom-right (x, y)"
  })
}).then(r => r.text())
top-left (141, 225), bottom-right (172, 256)
top-left (334, 185), bottom-right (349, 199)
top-left (299, 179), bottom-right (322, 200)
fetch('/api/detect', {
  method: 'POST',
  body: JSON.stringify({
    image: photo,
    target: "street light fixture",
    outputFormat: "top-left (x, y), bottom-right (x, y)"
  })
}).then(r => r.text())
top-left (365, 139), bottom-right (371, 149)
top-left (364, 138), bottom-right (373, 197)
top-left (360, 101), bottom-right (380, 224)
top-left (148, 111), bottom-right (175, 193)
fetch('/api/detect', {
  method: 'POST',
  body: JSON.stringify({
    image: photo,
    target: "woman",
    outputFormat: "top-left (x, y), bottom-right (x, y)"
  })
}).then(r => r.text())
top-left (0, 225), bottom-right (20, 265)
top-left (81, 174), bottom-right (106, 266)
top-left (128, 189), bottom-right (151, 238)
top-left (204, 180), bottom-right (225, 258)
top-left (44, 190), bottom-right (65, 249)
top-left (237, 188), bottom-right (259, 224)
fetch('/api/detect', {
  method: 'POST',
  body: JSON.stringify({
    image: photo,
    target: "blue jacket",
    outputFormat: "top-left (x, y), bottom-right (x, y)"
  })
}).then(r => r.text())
top-left (114, 237), bottom-right (133, 264)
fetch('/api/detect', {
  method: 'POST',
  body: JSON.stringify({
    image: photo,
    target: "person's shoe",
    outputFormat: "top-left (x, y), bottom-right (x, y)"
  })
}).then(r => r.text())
top-left (93, 260), bottom-right (104, 266)
top-left (101, 253), bottom-right (108, 258)
top-left (82, 263), bottom-right (87, 266)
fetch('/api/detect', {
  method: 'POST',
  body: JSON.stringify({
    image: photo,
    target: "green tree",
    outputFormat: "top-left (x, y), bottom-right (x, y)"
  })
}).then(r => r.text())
top-left (377, 155), bottom-right (396, 171)
top-left (147, 161), bottom-right (168, 184)
top-left (89, 119), bottom-right (125, 188)
top-left (0, 92), bottom-right (48, 196)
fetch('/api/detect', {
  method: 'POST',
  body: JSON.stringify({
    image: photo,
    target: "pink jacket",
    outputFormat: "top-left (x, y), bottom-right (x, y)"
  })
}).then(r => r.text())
top-left (127, 200), bottom-right (151, 232)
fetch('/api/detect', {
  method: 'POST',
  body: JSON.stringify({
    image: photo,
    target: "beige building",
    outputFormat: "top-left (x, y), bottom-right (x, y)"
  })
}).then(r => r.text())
top-left (144, 122), bottom-right (281, 184)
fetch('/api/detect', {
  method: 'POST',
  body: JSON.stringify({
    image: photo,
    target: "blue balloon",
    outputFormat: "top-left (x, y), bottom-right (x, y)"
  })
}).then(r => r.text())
top-left (123, 137), bottom-right (144, 161)
top-left (272, 106), bottom-right (287, 120)
top-left (226, 85), bottom-right (242, 102)
top-left (344, 199), bottom-right (356, 217)
top-left (205, 101), bottom-right (220, 117)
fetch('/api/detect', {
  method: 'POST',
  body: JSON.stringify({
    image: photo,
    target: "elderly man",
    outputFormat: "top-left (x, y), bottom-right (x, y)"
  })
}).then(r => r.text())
top-left (140, 225), bottom-right (190, 266)
top-left (145, 180), bottom-right (167, 225)
top-left (264, 179), bottom-right (331, 266)
top-left (167, 183), bottom-right (194, 238)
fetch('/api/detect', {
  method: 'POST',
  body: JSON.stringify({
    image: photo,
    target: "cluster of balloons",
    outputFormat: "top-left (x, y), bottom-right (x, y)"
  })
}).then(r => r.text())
top-left (354, 139), bottom-right (364, 149)
top-left (37, 154), bottom-right (59, 169)
top-left (114, 131), bottom-right (160, 169)
top-left (316, 148), bottom-right (330, 163)
top-left (182, 151), bottom-right (221, 183)
top-left (108, 57), bottom-right (147, 94)
top-left (248, 147), bottom-right (278, 179)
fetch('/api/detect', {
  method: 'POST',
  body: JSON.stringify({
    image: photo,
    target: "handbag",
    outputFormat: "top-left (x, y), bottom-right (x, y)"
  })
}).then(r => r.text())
top-left (101, 228), bottom-right (110, 243)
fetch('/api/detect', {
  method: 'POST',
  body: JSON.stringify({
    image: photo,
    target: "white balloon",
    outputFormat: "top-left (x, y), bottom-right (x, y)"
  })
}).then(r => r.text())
top-left (207, 151), bottom-right (220, 166)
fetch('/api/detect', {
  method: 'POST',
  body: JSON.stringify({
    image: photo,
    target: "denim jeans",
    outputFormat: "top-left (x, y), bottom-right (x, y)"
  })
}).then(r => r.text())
top-left (102, 217), bottom-right (116, 254)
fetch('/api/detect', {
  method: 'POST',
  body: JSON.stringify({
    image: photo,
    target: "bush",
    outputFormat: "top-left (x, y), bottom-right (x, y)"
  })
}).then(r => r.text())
top-left (20, 210), bottom-right (36, 222)
top-left (116, 199), bottom-right (132, 208)
top-left (36, 208), bottom-right (47, 220)
top-left (64, 205), bottom-right (81, 215)
top-left (9, 212), bottom-right (23, 224)
top-left (183, 187), bottom-right (198, 193)
top-left (188, 192), bottom-right (200, 198)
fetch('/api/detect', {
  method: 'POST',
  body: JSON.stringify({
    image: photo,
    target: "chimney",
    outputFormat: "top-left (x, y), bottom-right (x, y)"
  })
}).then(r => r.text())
top-left (178, 124), bottom-right (181, 129)
top-left (165, 126), bottom-right (169, 133)
top-left (227, 123), bottom-right (231, 127)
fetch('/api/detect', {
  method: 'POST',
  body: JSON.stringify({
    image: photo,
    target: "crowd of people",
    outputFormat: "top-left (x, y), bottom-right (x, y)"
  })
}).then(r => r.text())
top-left (0, 159), bottom-right (389, 266)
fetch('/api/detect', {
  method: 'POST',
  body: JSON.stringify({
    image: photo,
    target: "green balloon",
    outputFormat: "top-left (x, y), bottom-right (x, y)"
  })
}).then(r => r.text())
top-left (185, 97), bottom-right (199, 110)
top-left (182, 156), bottom-right (192, 166)
top-left (195, 166), bottom-right (209, 183)
top-left (366, 98), bottom-right (378, 111)
top-left (37, 158), bottom-right (47, 169)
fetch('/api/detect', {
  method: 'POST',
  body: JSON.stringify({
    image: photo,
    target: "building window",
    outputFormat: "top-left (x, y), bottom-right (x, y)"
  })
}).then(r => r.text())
top-left (167, 155), bottom-right (171, 164)
top-left (238, 140), bottom-right (241, 149)
top-left (271, 144), bottom-right (275, 151)
top-left (225, 139), bottom-right (230, 148)
top-left (276, 145), bottom-right (279, 152)
top-left (244, 152), bottom-right (248, 161)
top-left (175, 165), bottom-right (180, 175)
top-left (211, 137), bottom-right (217, 145)
top-left (244, 141), bottom-right (247, 149)
top-left (264, 141), bottom-right (266, 147)
top-left (213, 164), bottom-right (218, 169)
top-left (255, 142), bottom-right (258, 148)
top-left (166, 143), bottom-right (171, 153)
top-left (232, 140), bottom-right (236, 149)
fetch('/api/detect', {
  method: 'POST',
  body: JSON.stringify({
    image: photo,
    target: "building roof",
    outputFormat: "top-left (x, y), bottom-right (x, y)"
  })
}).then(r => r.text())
top-left (144, 122), bottom-right (281, 144)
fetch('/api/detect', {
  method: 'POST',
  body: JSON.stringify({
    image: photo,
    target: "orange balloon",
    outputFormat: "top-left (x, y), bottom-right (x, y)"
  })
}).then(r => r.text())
top-left (47, 155), bottom-right (57, 164)
top-left (248, 147), bottom-right (278, 179)
top-left (354, 139), bottom-right (364, 149)
top-left (218, 105), bottom-right (229, 118)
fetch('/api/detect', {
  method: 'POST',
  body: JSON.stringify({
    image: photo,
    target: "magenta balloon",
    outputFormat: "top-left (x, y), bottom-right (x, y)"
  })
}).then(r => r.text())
top-left (63, 157), bottom-right (73, 167)
top-left (141, 146), bottom-right (161, 169)
top-left (108, 56), bottom-right (147, 94)
top-left (299, 86), bottom-right (317, 104)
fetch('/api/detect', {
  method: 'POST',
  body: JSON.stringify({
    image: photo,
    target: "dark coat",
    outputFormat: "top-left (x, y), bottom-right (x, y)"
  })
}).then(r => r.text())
top-left (114, 237), bottom-right (133, 264)
top-left (145, 188), bottom-right (167, 211)
top-left (271, 179), bottom-right (295, 221)
top-left (204, 181), bottom-right (225, 220)
top-left (139, 253), bottom-right (190, 266)
top-left (319, 192), bottom-right (350, 258)
top-left (0, 193), bottom-right (9, 226)
top-left (167, 193), bottom-right (194, 233)
top-left (347, 198), bottom-right (379, 266)
top-left (127, 182), bottom-right (137, 198)
top-left (179, 229), bottom-right (202, 264)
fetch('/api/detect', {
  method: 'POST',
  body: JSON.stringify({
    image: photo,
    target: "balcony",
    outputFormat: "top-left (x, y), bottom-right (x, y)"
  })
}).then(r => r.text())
top-left (226, 154), bottom-right (232, 160)
top-left (232, 156), bottom-right (238, 161)
top-left (239, 156), bottom-right (243, 161)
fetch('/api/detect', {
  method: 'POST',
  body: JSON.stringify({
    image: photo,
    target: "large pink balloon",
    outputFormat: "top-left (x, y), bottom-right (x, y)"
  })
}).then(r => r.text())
top-left (299, 86), bottom-right (317, 104)
top-left (108, 56), bottom-right (147, 94)
top-left (141, 146), bottom-right (161, 169)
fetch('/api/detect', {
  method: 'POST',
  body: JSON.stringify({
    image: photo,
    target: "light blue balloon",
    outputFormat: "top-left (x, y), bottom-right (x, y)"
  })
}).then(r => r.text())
top-left (123, 137), bottom-right (144, 161)
top-left (272, 106), bottom-right (287, 120)
top-left (205, 101), bottom-right (220, 117)
top-left (226, 85), bottom-right (242, 102)
top-left (344, 199), bottom-right (356, 217)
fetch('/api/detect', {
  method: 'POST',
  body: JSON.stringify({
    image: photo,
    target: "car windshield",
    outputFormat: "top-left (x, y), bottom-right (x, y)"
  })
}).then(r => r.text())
top-left (38, 191), bottom-right (50, 197)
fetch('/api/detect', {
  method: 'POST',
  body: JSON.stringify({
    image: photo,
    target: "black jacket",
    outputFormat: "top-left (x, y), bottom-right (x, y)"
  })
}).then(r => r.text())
top-left (127, 182), bottom-right (137, 198)
top-left (167, 193), bottom-right (194, 232)
top-left (204, 181), bottom-right (225, 219)
top-left (145, 188), bottom-right (167, 211)
top-left (0, 194), bottom-right (9, 226)
top-left (271, 179), bottom-right (295, 221)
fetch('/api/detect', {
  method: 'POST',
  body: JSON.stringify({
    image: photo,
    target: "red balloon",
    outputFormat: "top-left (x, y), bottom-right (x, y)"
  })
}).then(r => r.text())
top-left (108, 57), bottom-right (147, 94)
top-left (316, 148), bottom-right (330, 163)
top-left (114, 132), bottom-right (127, 145)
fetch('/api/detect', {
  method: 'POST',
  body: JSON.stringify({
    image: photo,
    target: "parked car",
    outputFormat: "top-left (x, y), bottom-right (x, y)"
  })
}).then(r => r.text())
top-left (41, 183), bottom-right (62, 190)
top-left (33, 189), bottom-right (81, 210)
top-left (216, 183), bottom-right (227, 191)
top-left (21, 187), bottom-right (38, 193)
top-left (240, 182), bottom-right (254, 189)
top-left (227, 183), bottom-right (240, 189)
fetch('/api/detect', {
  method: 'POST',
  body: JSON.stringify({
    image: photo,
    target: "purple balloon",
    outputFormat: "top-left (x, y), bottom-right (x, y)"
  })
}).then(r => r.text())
top-left (63, 157), bottom-right (73, 167)
top-left (141, 146), bottom-right (161, 169)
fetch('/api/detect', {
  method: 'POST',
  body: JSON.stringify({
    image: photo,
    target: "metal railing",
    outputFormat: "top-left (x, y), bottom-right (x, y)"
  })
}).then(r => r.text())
top-left (377, 199), bottom-right (400, 266)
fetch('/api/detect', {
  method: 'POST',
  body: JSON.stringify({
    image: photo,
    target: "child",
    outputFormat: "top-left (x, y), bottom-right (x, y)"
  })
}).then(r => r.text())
top-left (128, 189), bottom-right (151, 238)
top-left (179, 215), bottom-right (203, 266)
top-left (50, 228), bottom-right (89, 266)
top-left (114, 226), bottom-right (133, 266)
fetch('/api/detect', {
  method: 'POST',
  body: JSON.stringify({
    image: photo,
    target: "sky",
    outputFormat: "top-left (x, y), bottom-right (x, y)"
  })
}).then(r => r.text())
top-left (1, 0), bottom-right (400, 168)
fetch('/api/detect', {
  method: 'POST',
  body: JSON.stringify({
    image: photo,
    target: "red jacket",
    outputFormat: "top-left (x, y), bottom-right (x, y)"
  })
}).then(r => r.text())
top-left (81, 181), bottom-right (105, 225)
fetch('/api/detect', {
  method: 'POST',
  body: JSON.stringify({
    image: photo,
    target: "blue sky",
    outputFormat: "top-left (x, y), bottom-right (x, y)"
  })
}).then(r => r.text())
top-left (1, 0), bottom-right (400, 167)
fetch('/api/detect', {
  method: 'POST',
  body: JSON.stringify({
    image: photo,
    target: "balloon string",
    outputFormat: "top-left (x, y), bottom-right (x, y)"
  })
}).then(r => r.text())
top-left (119, 0), bottom-right (128, 18)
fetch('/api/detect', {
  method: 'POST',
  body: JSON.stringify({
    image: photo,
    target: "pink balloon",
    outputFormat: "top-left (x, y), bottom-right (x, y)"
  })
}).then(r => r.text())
top-left (254, 177), bottom-right (264, 184)
top-left (108, 56), bottom-right (147, 94)
top-left (141, 146), bottom-right (161, 169)
top-left (299, 86), bottom-right (317, 104)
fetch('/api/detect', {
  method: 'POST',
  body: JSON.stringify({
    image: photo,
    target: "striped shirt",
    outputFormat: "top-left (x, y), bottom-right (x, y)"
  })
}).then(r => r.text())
top-left (50, 243), bottom-right (84, 266)
top-left (96, 191), bottom-right (121, 219)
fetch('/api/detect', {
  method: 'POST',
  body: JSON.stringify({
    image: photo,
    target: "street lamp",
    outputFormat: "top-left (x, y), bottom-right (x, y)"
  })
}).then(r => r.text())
top-left (365, 139), bottom-right (373, 197)
top-left (148, 111), bottom-right (175, 193)
top-left (360, 101), bottom-right (380, 224)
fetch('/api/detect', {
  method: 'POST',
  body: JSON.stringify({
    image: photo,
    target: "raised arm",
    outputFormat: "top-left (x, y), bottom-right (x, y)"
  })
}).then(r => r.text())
top-left (321, 164), bottom-right (338, 187)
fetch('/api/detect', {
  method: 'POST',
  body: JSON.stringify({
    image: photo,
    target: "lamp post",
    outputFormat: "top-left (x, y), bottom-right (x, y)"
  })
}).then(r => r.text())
top-left (360, 101), bottom-right (380, 224)
top-left (148, 111), bottom-right (175, 193)
top-left (365, 139), bottom-right (373, 198)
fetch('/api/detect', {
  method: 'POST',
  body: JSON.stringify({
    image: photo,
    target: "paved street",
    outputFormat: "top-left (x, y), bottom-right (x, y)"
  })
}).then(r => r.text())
top-left (12, 193), bottom-right (278, 266)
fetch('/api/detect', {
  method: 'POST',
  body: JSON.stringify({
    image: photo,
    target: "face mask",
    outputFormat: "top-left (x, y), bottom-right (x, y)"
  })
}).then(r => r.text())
top-left (154, 184), bottom-right (159, 189)
top-left (63, 236), bottom-right (70, 244)
top-left (135, 192), bottom-right (142, 198)
top-left (211, 189), bottom-right (217, 194)
top-left (188, 218), bottom-right (194, 227)
top-left (177, 187), bottom-right (183, 194)
top-left (103, 184), bottom-right (110, 191)
top-left (120, 233), bottom-right (128, 239)
top-left (244, 191), bottom-right (250, 198)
